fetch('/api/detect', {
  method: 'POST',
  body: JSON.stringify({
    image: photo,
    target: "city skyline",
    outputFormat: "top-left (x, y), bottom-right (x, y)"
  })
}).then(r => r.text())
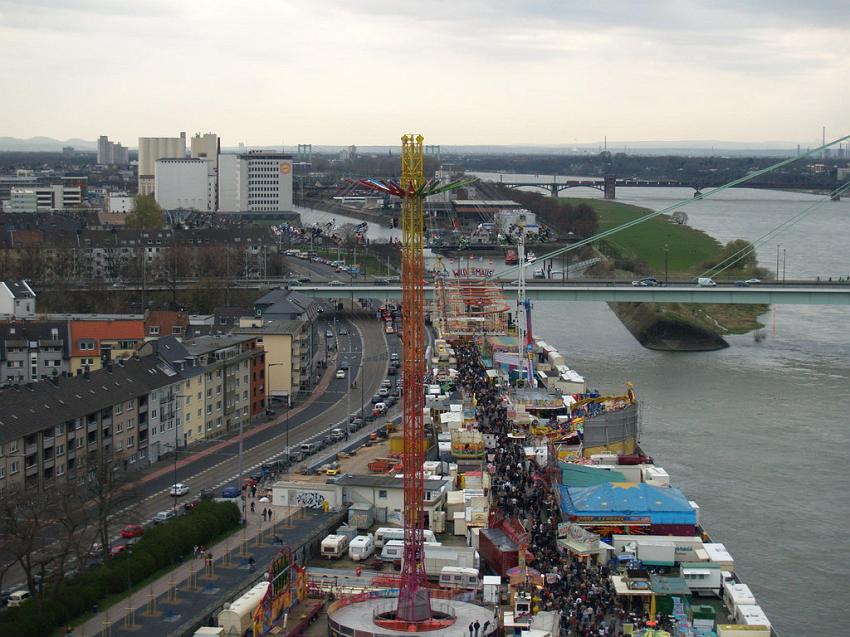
top-left (0, 0), bottom-right (848, 145)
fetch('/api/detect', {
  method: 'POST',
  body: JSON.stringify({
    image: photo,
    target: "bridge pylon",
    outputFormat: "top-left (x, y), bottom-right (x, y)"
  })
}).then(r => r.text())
top-left (604, 175), bottom-right (616, 200)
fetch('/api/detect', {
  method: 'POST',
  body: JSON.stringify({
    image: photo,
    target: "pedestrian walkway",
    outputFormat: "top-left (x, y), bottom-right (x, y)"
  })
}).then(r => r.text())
top-left (72, 504), bottom-right (344, 637)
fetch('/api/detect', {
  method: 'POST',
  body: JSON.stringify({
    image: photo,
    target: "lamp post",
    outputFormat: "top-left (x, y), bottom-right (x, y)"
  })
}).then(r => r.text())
top-left (664, 242), bottom-right (669, 284)
top-left (170, 394), bottom-right (188, 512)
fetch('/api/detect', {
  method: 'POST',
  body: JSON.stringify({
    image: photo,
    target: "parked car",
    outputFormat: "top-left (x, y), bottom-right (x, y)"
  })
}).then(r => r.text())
top-left (387, 367), bottom-right (397, 376)
top-left (339, 327), bottom-right (349, 335)
top-left (325, 329), bottom-right (334, 338)
top-left (6, 590), bottom-right (31, 607)
top-left (385, 396), bottom-right (397, 408)
top-left (153, 510), bottom-right (177, 524)
top-left (331, 428), bottom-right (346, 441)
top-left (169, 482), bottom-right (190, 497)
top-left (120, 524), bottom-right (145, 539)
top-left (371, 394), bottom-right (382, 404)
top-left (220, 486), bottom-right (241, 498)
top-left (110, 545), bottom-right (130, 557)
top-left (335, 369), bottom-right (346, 379)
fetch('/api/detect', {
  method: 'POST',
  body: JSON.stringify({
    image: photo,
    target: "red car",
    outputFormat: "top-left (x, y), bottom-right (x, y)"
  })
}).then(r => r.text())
top-left (120, 524), bottom-right (145, 539)
top-left (110, 544), bottom-right (130, 557)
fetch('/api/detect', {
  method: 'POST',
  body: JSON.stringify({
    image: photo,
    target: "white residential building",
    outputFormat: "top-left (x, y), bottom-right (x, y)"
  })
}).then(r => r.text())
top-left (217, 151), bottom-right (293, 212)
top-left (0, 280), bottom-right (36, 317)
top-left (138, 133), bottom-right (187, 195)
top-left (107, 194), bottom-right (135, 213)
top-left (154, 158), bottom-right (211, 211)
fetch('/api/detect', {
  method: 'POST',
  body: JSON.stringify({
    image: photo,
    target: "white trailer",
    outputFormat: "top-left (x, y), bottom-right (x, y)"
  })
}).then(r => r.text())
top-left (320, 534), bottom-right (350, 560)
top-left (723, 581), bottom-right (756, 615)
top-left (348, 534), bottom-right (375, 562)
top-left (735, 604), bottom-right (771, 629)
top-left (218, 582), bottom-right (269, 637)
top-left (439, 566), bottom-right (480, 589)
top-left (375, 527), bottom-right (436, 548)
top-left (422, 545), bottom-right (479, 579)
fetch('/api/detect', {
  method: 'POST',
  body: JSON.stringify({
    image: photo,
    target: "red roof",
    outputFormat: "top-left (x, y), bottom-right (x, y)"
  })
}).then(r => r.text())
top-left (70, 320), bottom-right (144, 356)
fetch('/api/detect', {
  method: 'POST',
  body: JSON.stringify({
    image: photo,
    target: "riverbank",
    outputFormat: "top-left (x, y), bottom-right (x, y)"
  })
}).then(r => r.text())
top-left (562, 197), bottom-right (767, 350)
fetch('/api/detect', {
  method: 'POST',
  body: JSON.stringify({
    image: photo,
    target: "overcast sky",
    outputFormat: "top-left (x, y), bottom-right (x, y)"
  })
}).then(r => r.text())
top-left (1, 0), bottom-right (847, 146)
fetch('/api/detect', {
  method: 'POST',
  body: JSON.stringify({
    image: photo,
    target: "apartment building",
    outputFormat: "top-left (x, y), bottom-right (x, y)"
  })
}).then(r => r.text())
top-left (234, 318), bottom-right (312, 404)
top-left (218, 151), bottom-right (293, 212)
top-left (181, 335), bottom-right (264, 437)
top-left (0, 320), bottom-right (69, 385)
top-left (0, 357), bottom-right (181, 493)
top-left (69, 318), bottom-right (145, 373)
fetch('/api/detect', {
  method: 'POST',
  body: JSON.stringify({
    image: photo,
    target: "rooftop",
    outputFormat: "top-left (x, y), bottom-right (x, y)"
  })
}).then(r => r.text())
top-left (0, 356), bottom-right (178, 444)
top-left (334, 474), bottom-right (449, 490)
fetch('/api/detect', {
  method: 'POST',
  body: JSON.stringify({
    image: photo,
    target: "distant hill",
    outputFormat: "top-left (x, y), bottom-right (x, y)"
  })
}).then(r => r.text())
top-left (0, 137), bottom-right (97, 152)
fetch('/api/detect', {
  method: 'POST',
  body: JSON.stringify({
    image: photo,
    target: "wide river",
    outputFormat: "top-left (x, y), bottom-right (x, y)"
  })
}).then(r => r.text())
top-left (302, 181), bottom-right (850, 634)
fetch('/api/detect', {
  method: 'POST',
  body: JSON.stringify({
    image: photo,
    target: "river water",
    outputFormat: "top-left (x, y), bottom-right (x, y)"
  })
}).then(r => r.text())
top-left (299, 182), bottom-right (850, 634)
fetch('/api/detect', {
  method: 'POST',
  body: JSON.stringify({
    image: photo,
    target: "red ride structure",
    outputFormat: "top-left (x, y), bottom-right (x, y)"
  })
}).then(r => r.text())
top-left (356, 134), bottom-right (473, 630)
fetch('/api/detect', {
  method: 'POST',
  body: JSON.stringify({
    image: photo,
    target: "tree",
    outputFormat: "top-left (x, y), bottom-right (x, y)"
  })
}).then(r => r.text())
top-left (126, 195), bottom-right (165, 230)
top-left (671, 210), bottom-right (688, 225)
top-left (0, 489), bottom-right (56, 594)
top-left (84, 457), bottom-right (138, 564)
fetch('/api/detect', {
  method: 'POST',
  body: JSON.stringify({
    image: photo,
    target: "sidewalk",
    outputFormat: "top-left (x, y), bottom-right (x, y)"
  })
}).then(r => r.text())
top-left (74, 504), bottom-right (344, 637)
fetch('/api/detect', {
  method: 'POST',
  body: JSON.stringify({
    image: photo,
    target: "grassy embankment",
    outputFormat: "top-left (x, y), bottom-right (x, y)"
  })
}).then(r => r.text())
top-left (564, 197), bottom-right (767, 335)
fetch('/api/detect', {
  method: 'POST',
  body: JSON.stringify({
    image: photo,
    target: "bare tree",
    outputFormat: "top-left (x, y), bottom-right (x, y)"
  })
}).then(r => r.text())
top-left (0, 489), bottom-right (56, 594)
top-left (671, 210), bottom-right (688, 225)
top-left (83, 457), bottom-right (138, 565)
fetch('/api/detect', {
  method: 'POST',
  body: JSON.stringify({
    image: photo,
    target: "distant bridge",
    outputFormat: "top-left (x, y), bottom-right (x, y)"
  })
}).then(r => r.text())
top-left (491, 177), bottom-right (838, 199)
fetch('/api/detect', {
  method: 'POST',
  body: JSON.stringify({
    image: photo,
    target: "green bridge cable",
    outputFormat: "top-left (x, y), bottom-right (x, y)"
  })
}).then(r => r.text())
top-left (701, 180), bottom-right (850, 279)
top-left (497, 132), bottom-right (850, 279)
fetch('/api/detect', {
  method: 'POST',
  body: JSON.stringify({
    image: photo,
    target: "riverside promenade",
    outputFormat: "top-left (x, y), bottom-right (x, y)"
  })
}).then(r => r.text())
top-left (72, 505), bottom-right (343, 637)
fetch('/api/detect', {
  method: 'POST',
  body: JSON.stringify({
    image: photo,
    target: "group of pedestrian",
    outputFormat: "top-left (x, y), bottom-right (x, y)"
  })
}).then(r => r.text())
top-left (453, 343), bottom-right (639, 637)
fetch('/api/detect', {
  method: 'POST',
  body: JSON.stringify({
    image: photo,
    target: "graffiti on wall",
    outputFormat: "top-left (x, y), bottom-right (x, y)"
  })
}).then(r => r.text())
top-left (296, 491), bottom-right (327, 509)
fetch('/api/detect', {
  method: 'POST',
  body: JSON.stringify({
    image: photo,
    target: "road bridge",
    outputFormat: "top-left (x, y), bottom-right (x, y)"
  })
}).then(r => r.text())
top-left (291, 282), bottom-right (850, 305)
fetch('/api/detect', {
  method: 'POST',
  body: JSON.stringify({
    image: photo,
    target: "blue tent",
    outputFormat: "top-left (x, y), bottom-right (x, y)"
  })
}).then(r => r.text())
top-left (560, 482), bottom-right (696, 526)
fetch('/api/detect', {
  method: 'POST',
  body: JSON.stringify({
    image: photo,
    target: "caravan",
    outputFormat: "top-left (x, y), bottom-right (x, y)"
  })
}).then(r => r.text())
top-left (375, 527), bottom-right (436, 548)
top-left (439, 566), bottom-right (480, 590)
top-left (380, 539), bottom-right (405, 562)
top-left (320, 534), bottom-right (350, 559)
top-left (348, 534), bottom-right (375, 562)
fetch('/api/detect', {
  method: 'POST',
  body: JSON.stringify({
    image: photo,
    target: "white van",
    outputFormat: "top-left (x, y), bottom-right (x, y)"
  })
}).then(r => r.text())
top-left (7, 590), bottom-right (31, 607)
top-left (320, 534), bottom-right (350, 559)
top-left (375, 527), bottom-right (436, 548)
top-left (348, 534), bottom-right (375, 562)
top-left (697, 277), bottom-right (717, 287)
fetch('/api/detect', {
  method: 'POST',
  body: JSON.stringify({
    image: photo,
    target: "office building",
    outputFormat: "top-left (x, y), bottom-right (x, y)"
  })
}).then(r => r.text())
top-left (217, 151), bottom-right (293, 212)
top-left (138, 132), bottom-right (187, 195)
top-left (9, 185), bottom-right (83, 212)
top-left (154, 158), bottom-right (212, 211)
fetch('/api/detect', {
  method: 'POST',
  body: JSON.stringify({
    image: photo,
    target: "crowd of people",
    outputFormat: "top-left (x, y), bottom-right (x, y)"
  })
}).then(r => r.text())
top-left (453, 343), bottom-right (634, 637)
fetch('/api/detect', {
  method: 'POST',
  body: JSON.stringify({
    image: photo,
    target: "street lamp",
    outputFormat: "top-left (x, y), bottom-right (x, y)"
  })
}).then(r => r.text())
top-left (664, 242), bottom-right (669, 284)
top-left (170, 394), bottom-right (189, 512)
